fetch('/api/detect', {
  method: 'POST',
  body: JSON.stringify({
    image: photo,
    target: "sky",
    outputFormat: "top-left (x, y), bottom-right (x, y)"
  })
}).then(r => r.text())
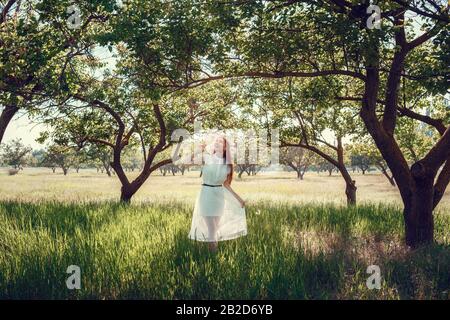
top-left (2, 114), bottom-right (46, 149)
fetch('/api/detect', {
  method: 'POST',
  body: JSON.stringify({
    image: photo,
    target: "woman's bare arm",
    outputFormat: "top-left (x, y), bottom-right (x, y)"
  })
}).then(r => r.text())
top-left (174, 141), bottom-right (206, 165)
top-left (223, 181), bottom-right (245, 207)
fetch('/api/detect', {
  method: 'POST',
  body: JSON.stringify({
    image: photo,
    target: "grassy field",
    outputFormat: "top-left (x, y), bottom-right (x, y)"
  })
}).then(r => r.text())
top-left (0, 168), bottom-right (449, 299)
top-left (1, 167), bottom-right (449, 210)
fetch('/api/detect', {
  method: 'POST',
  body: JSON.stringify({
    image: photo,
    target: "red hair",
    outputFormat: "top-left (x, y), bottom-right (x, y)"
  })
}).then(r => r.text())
top-left (222, 137), bottom-right (233, 185)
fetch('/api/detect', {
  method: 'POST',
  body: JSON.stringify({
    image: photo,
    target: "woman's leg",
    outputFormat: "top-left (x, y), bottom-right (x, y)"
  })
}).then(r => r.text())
top-left (204, 216), bottom-right (221, 251)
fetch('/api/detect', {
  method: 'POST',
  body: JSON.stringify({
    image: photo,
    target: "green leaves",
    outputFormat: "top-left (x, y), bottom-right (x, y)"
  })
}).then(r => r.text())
top-left (0, 0), bottom-right (115, 110)
top-left (0, 138), bottom-right (32, 168)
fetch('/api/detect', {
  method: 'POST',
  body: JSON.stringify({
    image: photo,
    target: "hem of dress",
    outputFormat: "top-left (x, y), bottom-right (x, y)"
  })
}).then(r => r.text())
top-left (188, 230), bottom-right (247, 242)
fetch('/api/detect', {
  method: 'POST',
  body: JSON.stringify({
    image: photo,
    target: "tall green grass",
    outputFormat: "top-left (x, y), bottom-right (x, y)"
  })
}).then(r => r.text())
top-left (0, 201), bottom-right (448, 299)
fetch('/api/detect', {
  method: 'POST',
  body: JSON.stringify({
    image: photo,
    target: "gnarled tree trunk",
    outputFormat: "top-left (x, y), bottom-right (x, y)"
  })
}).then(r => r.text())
top-left (0, 105), bottom-right (19, 143)
top-left (344, 177), bottom-right (357, 206)
top-left (360, 46), bottom-right (450, 247)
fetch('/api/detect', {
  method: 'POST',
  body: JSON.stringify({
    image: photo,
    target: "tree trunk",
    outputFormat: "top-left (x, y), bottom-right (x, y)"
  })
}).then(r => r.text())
top-left (433, 159), bottom-right (450, 208)
top-left (379, 166), bottom-right (396, 186)
top-left (404, 193), bottom-right (434, 247)
top-left (387, 175), bottom-right (396, 186)
top-left (335, 137), bottom-right (356, 206)
top-left (357, 17), bottom-right (450, 247)
top-left (101, 159), bottom-right (112, 176)
top-left (296, 168), bottom-right (305, 180)
top-left (290, 137), bottom-right (356, 206)
top-left (120, 184), bottom-right (137, 203)
top-left (119, 161), bottom-right (166, 203)
top-left (0, 105), bottom-right (19, 143)
top-left (403, 163), bottom-right (436, 247)
top-left (345, 180), bottom-right (357, 206)
top-left (62, 167), bottom-right (68, 175)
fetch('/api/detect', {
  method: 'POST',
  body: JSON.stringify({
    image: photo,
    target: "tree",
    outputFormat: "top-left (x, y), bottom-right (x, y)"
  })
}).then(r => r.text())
top-left (159, 163), bottom-right (180, 176)
top-left (30, 149), bottom-right (46, 167)
top-left (0, 138), bottom-right (31, 169)
top-left (122, 147), bottom-right (143, 172)
top-left (42, 144), bottom-right (76, 175)
top-left (227, 128), bottom-right (267, 178)
top-left (318, 160), bottom-right (338, 176)
top-left (235, 163), bottom-right (261, 178)
top-left (51, 0), bottom-right (242, 202)
top-left (0, 0), bottom-right (112, 143)
top-left (350, 140), bottom-right (396, 186)
top-left (206, 1), bottom-right (449, 247)
top-left (280, 146), bottom-right (314, 180)
top-left (178, 164), bottom-right (190, 175)
top-left (241, 77), bottom-right (359, 205)
top-left (71, 149), bottom-right (88, 173)
top-left (349, 146), bottom-right (372, 175)
top-left (84, 144), bottom-right (113, 176)
top-left (42, 72), bottom-right (191, 202)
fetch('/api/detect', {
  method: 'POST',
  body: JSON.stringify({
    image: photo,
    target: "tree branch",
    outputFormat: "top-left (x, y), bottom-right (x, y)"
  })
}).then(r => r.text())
top-left (433, 158), bottom-right (450, 209)
top-left (281, 141), bottom-right (339, 168)
top-left (422, 126), bottom-right (450, 170)
top-left (0, 0), bottom-right (16, 24)
top-left (382, 12), bottom-right (407, 135)
top-left (391, 0), bottom-right (449, 23)
top-left (406, 23), bottom-right (443, 51)
top-left (79, 136), bottom-right (115, 149)
top-left (181, 69), bottom-right (366, 90)
top-left (397, 107), bottom-right (447, 135)
top-left (149, 158), bottom-right (172, 173)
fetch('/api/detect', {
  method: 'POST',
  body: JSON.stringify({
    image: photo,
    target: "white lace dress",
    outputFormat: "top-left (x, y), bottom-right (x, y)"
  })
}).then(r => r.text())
top-left (188, 153), bottom-right (247, 242)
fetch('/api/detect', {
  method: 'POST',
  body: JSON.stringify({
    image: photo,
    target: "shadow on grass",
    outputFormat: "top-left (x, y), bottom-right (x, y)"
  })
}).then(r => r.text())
top-left (164, 225), bottom-right (346, 299)
top-left (384, 243), bottom-right (450, 300)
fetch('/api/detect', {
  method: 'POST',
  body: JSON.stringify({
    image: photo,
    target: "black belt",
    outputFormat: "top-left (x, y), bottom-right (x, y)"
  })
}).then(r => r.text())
top-left (202, 183), bottom-right (222, 187)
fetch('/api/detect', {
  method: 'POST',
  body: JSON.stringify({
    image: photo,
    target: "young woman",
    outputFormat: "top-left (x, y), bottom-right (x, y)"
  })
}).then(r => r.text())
top-left (188, 135), bottom-right (247, 252)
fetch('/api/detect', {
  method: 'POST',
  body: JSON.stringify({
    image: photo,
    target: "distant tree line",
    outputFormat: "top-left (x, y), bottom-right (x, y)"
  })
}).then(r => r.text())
top-left (0, 139), bottom-right (143, 176)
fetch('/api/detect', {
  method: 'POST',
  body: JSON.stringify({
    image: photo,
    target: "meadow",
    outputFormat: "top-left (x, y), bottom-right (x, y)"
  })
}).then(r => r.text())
top-left (0, 168), bottom-right (449, 299)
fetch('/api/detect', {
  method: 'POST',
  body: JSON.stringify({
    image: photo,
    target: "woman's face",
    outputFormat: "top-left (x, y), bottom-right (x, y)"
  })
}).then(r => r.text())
top-left (213, 137), bottom-right (226, 155)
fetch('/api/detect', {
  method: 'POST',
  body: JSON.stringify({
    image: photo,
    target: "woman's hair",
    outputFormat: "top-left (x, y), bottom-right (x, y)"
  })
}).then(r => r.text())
top-left (222, 137), bottom-right (233, 185)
